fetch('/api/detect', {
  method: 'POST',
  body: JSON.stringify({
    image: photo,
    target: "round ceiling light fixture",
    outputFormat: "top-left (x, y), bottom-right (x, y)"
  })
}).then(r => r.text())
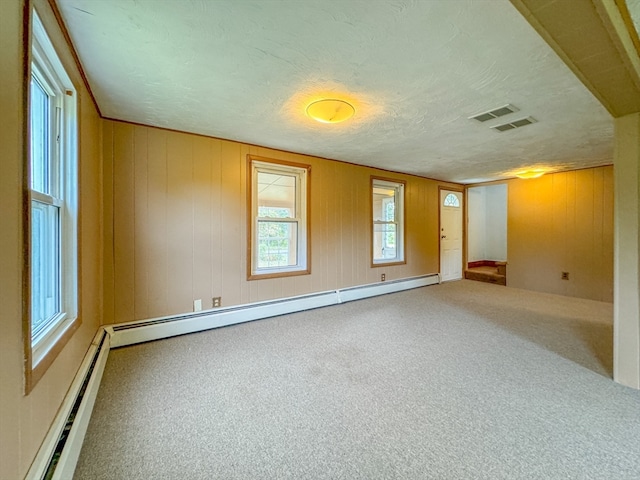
top-left (306, 99), bottom-right (355, 124)
top-left (515, 169), bottom-right (546, 179)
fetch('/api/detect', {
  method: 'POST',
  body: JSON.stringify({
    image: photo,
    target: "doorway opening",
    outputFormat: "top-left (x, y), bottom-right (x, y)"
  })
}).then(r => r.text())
top-left (466, 184), bottom-right (508, 285)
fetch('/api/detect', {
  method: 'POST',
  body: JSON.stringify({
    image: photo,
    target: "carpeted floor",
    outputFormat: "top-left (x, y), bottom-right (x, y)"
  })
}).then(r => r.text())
top-left (74, 280), bottom-right (640, 479)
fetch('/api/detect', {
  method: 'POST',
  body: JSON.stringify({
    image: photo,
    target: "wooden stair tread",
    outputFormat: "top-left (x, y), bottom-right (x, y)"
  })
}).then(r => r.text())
top-left (465, 268), bottom-right (506, 286)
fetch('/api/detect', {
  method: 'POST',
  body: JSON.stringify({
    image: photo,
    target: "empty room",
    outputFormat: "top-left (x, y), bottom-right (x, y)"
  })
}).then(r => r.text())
top-left (2, 0), bottom-right (640, 479)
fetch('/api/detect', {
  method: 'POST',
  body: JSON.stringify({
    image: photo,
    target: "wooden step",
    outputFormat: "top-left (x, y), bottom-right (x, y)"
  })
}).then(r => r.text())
top-left (464, 268), bottom-right (506, 286)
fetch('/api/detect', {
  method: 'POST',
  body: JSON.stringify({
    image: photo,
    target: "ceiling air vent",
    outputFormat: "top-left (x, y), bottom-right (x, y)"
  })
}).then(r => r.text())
top-left (490, 116), bottom-right (537, 132)
top-left (469, 104), bottom-right (519, 122)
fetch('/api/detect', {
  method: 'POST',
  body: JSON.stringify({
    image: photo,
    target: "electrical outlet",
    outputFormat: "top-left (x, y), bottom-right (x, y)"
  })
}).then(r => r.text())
top-left (561, 272), bottom-right (569, 280)
top-left (381, 274), bottom-right (386, 281)
top-left (194, 299), bottom-right (202, 312)
top-left (213, 297), bottom-right (222, 308)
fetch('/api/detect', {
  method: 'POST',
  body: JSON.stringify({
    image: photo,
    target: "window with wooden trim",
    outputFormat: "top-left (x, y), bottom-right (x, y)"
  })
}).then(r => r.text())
top-left (372, 178), bottom-right (405, 265)
top-left (248, 157), bottom-right (310, 279)
top-left (26, 11), bottom-right (79, 390)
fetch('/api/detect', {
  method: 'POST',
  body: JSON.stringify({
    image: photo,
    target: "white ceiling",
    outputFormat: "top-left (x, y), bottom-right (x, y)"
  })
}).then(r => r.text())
top-left (57, 0), bottom-right (616, 183)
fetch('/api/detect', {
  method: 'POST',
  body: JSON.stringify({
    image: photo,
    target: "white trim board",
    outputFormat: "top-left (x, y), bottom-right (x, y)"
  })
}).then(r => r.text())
top-left (25, 274), bottom-right (439, 479)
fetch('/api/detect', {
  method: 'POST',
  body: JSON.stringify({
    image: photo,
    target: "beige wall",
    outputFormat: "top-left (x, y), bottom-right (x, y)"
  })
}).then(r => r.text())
top-left (506, 166), bottom-right (614, 302)
top-left (0, 1), bottom-right (103, 478)
top-left (102, 120), bottom-right (457, 324)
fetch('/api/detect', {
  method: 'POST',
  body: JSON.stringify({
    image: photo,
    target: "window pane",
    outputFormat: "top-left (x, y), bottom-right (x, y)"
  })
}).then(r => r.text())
top-left (373, 187), bottom-right (395, 221)
top-left (31, 200), bottom-right (60, 336)
top-left (443, 193), bottom-right (460, 207)
top-left (257, 221), bottom-right (297, 268)
top-left (257, 172), bottom-right (296, 217)
top-left (30, 76), bottom-right (50, 194)
top-left (258, 206), bottom-right (292, 218)
top-left (373, 223), bottom-right (397, 260)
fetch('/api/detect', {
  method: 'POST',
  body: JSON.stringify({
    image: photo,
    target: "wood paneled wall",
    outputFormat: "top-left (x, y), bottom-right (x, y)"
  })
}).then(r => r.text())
top-left (0, 1), bottom-right (104, 478)
top-left (103, 120), bottom-right (456, 323)
top-left (507, 166), bottom-right (614, 302)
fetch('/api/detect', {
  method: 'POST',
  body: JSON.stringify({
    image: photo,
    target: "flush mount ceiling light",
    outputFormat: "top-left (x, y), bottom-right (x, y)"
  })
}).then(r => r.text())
top-left (515, 169), bottom-right (546, 179)
top-left (306, 99), bottom-right (355, 124)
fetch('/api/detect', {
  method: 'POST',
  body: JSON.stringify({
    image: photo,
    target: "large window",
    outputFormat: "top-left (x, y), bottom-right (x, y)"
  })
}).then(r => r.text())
top-left (27, 11), bottom-right (78, 386)
top-left (248, 156), bottom-right (310, 279)
top-left (372, 177), bottom-right (405, 265)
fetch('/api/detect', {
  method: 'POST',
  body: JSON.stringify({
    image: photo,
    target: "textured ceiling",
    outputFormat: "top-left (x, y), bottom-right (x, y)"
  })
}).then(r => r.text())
top-left (57, 0), bottom-right (616, 183)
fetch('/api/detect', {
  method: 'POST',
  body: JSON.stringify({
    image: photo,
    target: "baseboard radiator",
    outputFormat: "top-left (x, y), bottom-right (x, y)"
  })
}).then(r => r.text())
top-left (25, 273), bottom-right (439, 479)
top-left (109, 273), bottom-right (439, 348)
top-left (25, 329), bottom-right (110, 480)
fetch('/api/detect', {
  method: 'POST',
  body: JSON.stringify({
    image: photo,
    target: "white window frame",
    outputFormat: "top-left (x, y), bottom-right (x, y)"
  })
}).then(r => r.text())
top-left (372, 178), bottom-right (405, 266)
top-left (28, 11), bottom-right (78, 371)
top-left (248, 157), bottom-right (310, 279)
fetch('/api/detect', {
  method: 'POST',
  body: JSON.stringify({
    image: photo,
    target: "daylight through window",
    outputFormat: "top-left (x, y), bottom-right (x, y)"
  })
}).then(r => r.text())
top-left (28, 11), bottom-right (78, 372)
top-left (249, 158), bottom-right (310, 278)
top-left (372, 178), bottom-right (405, 265)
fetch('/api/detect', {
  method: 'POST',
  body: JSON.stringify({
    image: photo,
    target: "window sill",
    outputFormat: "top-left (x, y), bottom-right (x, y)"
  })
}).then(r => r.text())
top-left (371, 260), bottom-right (406, 268)
top-left (248, 268), bottom-right (311, 281)
top-left (26, 315), bottom-right (81, 394)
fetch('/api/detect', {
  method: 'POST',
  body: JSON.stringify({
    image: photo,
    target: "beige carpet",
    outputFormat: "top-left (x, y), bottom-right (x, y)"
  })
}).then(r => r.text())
top-left (74, 280), bottom-right (640, 479)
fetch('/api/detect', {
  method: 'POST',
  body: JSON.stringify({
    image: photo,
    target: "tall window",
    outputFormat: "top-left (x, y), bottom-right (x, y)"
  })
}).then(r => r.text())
top-left (28, 11), bottom-right (78, 378)
top-left (248, 156), bottom-right (310, 279)
top-left (372, 177), bottom-right (405, 265)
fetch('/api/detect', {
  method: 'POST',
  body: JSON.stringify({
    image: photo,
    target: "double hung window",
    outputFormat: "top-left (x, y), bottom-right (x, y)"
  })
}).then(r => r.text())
top-left (28, 11), bottom-right (78, 380)
top-left (248, 157), bottom-right (310, 279)
top-left (372, 178), bottom-right (405, 265)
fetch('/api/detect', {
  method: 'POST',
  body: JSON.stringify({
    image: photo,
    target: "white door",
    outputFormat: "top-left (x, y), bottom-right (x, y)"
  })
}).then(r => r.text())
top-left (440, 190), bottom-right (463, 282)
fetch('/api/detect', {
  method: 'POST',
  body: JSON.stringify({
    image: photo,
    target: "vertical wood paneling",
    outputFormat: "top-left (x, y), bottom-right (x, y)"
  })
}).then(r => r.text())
top-left (112, 123), bottom-right (135, 322)
top-left (133, 127), bottom-right (149, 320)
top-left (534, 174), bottom-right (553, 293)
top-left (146, 128), bottom-right (169, 318)
top-left (310, 157), bottom-right (326, 294)
top-left (355, 169), bottom-right (368, 286)
top-left (192, 136), bottom-right (213, 309)
top-left (592, 167), bottom-right (605, 300)
top-left (602, 166), bottom-right (614, 300)
top-left (102, 121), bottom-right (115, 324)
top-left (507, 166), bottom-right (613, 302)
top-left (341, 164), bottom-right (354, 288)
top-left (574, 169), bottom-right (594, 298)
top-left (550, 172), bottom-right (566, 294)
top-left (106, 120), bottom-right (454, 322)
top-left (565, 171), bottom-right (578, 297)
top-left (166, 133), bottom-right (194, 314)
top-left (210, 138), bottom-right (223, 303)
top-left (220, 140), bottom-right (243, 307)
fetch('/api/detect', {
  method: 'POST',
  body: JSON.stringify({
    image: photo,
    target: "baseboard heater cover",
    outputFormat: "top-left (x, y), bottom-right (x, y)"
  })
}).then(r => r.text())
top-left (109, 273), bottom-right (440, 348)
top-left (25, 329), bottom-right (110, 480)
top-left (26, 273), bottom-right (439, 479)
